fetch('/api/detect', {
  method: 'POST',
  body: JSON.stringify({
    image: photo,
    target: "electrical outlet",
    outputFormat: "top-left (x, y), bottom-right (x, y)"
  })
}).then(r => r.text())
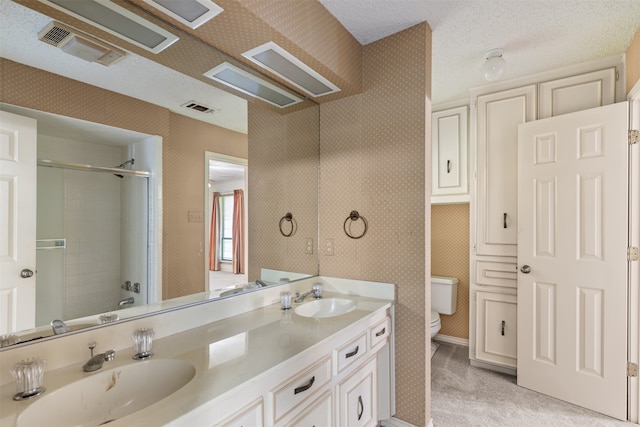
top-left (324, 238), bottom-right (334, 256)
top-left (188, 211), bottom-right (203, 222)
top-left (305, 238), bottom-right (314, 254)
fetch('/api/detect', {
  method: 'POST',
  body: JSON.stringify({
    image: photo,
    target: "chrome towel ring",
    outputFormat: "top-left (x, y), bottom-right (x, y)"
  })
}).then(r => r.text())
top-left (279, 212), bottom-right (296, 237)
top-left (344, 210), bottom-right (368, 239)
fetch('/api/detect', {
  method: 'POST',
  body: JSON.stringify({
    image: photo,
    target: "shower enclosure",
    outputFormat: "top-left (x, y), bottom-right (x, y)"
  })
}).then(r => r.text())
top-left (35, 156), bottom-right (150, 327)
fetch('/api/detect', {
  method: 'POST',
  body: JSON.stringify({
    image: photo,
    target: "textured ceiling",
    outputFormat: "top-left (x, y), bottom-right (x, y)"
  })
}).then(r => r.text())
top-left (2, 0), bottom-right (639, 132)
top-left (319, 0), bottom-right (640, 105)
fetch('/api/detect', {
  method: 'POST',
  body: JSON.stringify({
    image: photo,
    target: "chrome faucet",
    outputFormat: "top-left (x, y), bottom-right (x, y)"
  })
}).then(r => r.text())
top-left (294, 283), bottom-right (323, 303)
top-left (51, 319), bottom-right (70, 335)
top-left (255, 279), bottom-right (268, 287)
top-left (83, 342), bottom-right (115, 372)
top-left (118, 296), bottom-right (134, 307)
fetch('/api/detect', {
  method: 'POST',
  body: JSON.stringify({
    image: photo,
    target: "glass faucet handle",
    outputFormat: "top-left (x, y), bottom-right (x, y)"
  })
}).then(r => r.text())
top-left (312, 283), bottom-right (323, 298)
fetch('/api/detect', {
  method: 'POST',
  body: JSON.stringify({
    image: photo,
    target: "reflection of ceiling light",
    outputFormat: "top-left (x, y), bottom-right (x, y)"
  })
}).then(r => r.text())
top-left (38, 0), bottom-right (179, 53)
top-left (203, 62), bottom-right (303, 109)
top-left (143, 0), bottom-right (223, 29)
top-left (483, 48), bottom-right (506, 82)
top-left (243, 42), bottom-right (340, 98)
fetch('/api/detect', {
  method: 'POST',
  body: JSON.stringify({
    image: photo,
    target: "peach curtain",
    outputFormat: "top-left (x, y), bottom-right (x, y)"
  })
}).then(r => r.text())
top-left (209, 192), bottom-right (221, 271)
top-left (232, 189), bottom-right (245, 274)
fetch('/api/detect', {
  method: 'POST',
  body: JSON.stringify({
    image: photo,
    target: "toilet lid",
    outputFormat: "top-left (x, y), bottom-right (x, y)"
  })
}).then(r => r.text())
top-left (430, 311), bottom-right (440, 324)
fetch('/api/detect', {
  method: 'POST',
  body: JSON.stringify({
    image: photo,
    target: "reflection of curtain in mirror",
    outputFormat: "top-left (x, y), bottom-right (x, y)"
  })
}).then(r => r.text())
top-left (209, 192), bottom-right (221, 271)
top-left (232, 189), bottom-right (245, 274)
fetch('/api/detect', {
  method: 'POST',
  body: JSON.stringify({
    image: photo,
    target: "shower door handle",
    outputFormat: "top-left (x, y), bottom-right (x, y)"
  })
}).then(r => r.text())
top-left (20, 269), bottom-right (34, 278)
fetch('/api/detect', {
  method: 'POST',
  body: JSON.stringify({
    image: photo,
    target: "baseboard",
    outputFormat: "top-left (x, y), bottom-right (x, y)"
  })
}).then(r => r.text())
top-left (469, 358), bottom-right (517, 376)
top-left (380, 417), bottom-right (417, 427)
top-left (433, 334), bottom-right (469, 347)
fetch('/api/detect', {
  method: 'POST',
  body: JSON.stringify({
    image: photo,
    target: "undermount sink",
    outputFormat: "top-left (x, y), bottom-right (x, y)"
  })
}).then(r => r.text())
top-left (295, 298), bottom-right (357, 318)
top-left (17, 359), bottom-right (196, 427)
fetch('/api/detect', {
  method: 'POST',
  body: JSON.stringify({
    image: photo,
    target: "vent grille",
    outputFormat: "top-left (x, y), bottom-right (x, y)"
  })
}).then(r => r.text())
top-left (40, 25), bottom-right (71, 46)
top-left (182, 101), bottom-right (218, 114)
top-left (38, 21), bottom-right (126, 66)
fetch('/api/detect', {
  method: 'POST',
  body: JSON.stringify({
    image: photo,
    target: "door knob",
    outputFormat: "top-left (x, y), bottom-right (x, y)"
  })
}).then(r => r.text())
top-left (20, 269), bottom-right (34, 278)
top-left (520, 265), bottom-right (531, 274)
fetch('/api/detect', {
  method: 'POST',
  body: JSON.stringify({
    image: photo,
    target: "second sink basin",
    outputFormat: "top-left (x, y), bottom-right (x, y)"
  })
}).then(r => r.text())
top-left (295, 298), bottom-right (357, 318)
top-left (17, 358), bottom-right (196, 427)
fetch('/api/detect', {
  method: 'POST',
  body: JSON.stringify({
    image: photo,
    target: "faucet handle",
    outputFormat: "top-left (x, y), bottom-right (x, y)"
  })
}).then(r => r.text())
top-left (312, 283), bottom-right (323, 299)
top-left (104, 350), bottom-right (116, 361)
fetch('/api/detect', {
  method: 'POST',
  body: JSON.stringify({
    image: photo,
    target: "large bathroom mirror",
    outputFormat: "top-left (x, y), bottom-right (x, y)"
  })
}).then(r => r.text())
top-left (0, 0), bottom-right (319, 346)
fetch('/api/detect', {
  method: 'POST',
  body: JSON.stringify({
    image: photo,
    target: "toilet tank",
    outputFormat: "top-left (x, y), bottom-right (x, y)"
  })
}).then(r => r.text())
top-left (431, 276), bottom-right (458, 315)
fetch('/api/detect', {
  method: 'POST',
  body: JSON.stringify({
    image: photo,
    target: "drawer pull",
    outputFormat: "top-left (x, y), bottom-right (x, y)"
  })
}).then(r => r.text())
top-left (375, 327), bottom-right (386, 337)
top-left (294, 376), bottom-right (315, 395)
top-left (503, 212), bottom-right (507, 229)
top-left (345, 346), bottom-right (359, 359)
top-left (357, 395), bottom-right (364, 420)
top-left (501, 320), bottom-right (505, 336)
top-left (447, 160), bottom-right (452, 174)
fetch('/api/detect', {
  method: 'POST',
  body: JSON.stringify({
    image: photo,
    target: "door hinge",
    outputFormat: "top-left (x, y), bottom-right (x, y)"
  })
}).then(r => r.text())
top-left (629, 247), bottom-right (639, 262)
top-left (630, 129), bottom-right (639, 145)
top-left (628, 361), bottom-right (638, 377)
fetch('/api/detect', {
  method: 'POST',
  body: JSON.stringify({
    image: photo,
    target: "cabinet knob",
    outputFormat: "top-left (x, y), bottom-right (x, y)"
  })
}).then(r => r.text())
top-left (520, 265), bottom-right (531, 274)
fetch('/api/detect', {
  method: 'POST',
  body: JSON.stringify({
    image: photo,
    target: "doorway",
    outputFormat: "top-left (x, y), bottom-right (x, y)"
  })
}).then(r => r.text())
top-left (204, 152), bottom-right (248, 295)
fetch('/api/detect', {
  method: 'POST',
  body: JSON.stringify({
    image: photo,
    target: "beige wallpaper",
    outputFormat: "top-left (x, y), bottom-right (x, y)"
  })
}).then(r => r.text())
top-left (319, 23), bottom-right (432, 425)
top-left (628, 28), bottom-right (640, 93)
top-left (431, 204), bottom-right (470, 339)
top-left (247, 102), bottom-right (320, 281)
top-left (0, 59), bottom-right (248, 301)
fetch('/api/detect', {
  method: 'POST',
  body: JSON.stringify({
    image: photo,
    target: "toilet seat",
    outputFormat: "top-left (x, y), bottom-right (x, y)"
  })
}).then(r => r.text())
top-left (430, 311), bottom-right (440, 325)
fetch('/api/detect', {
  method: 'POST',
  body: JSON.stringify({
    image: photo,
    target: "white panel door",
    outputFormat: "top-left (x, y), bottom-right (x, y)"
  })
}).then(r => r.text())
top-left (517, 102), bottom-right (629, 419)
top-left (0, 111), bottom-right (37, 334)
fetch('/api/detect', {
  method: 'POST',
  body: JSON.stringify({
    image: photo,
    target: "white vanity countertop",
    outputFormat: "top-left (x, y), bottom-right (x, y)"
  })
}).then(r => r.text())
top-left (0, 291), bottom-right (392, 427)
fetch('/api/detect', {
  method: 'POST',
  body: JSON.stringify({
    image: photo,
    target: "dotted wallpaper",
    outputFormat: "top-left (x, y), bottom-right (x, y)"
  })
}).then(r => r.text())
top-left (320, 23), bottom-right (431, 425)
top-left (248, 102), bottom-right (320, 281)
top-left (628, 28), bottom-right (640, 93)
top-left (431, 204), bottom-right (470, 340)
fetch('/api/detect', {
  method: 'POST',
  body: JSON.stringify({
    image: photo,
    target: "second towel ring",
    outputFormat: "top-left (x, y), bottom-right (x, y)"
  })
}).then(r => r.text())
top-left (344, 210), bottom-right (368, 239)
top-left (279, 212), bottom-right (296, 237)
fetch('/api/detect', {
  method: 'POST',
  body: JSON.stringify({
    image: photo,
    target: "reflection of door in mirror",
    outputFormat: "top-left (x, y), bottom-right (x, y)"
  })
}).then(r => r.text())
top-left (1, 107), bottom-right (162, 331)
top-left (205, 152), bottom-right (248, 296)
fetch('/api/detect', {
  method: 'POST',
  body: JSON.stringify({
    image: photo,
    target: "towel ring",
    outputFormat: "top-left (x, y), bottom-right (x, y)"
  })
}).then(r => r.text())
top-left (343, 210), bottom-right (368, 239)
top-left (279, 212), bottom-right (296, 237)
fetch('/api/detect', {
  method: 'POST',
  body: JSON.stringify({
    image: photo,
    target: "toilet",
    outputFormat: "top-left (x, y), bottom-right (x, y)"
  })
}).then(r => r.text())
top-left (431, 276), bottom-right (458, 338)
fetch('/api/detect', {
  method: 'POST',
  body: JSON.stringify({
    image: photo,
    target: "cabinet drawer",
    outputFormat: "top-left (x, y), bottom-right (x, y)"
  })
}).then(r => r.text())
top-left (271, 356), bottom-right (331, 422)
top-left (288, 391), bottom-right (332, 427)
top-left (335, 332), bottom-right (368, 375)
top-left (218, 398), bottom-right (263, 427)
top-left (369, 317), bottom-right (390, 350)
top-left (475, 260), bottom-right (517, 289)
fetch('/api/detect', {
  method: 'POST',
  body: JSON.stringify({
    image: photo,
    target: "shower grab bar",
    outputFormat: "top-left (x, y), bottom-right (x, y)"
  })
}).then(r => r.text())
top-left (37, 159), bottom-right (150, 178)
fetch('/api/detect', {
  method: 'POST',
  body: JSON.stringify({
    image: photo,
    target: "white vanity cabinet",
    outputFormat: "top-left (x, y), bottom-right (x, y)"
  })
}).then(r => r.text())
top-left (218, 399), bottom-right (264, 427)
top-left (336, 357), bottom-right (377, 427)
top-left (431, 105), bottom-right (469, 204)
top-left (469, 61), bottom-right (620, 373)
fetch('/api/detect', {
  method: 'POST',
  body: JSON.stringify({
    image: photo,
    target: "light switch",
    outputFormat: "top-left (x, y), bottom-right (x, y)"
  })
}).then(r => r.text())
top-left (324, 238), bottom-right (334, 256)
top-left (305, 238), bottom-right (314, 254)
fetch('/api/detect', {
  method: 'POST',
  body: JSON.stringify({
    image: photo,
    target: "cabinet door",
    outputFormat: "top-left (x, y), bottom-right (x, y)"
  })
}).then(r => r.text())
top-left (538, 68), bottom-right (616, 119)
top-left (218, 399), bottom-right (263, 427)
top-left (476, 85), bottom-right (536, 257)
top-left (288, 391), bottom-right (332, 427)
top-left (337, 358), bottom-right (377, 427)
top-left (475, 291), bottom-right (517, 368)
top-left (432, 106), bottom-right (468, 203)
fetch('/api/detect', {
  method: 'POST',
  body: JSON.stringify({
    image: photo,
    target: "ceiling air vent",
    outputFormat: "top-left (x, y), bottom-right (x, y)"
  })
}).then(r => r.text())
top-left (204, 62), bottom-right (303, 109)
top-left (242, 42), bottom-right (340, 98)
top-left (38, 21), bottom-right (126, 66)
top-left (181, 101), bottom-right (218, 114)
top-left (143, 0), bottom-right (223, 29)
top-left (38, 0), bottom-right (179, 53)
